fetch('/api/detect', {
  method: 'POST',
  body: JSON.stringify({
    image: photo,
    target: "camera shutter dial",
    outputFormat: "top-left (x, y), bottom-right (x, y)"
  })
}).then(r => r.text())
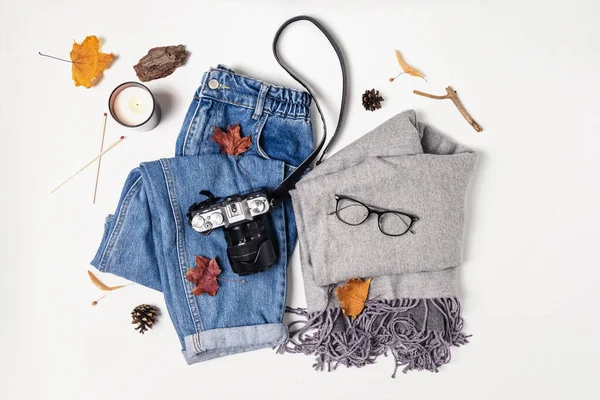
top-left (191, 214), bottom-right (205, 229)
top-left (209, 212), bottom-right (224, 225)
top-left (251, 199), bottom-right (266, 214)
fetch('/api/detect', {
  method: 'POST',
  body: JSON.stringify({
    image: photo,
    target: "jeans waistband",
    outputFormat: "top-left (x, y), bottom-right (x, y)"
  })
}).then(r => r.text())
top-left (198, 64), bottom-right (311, 120)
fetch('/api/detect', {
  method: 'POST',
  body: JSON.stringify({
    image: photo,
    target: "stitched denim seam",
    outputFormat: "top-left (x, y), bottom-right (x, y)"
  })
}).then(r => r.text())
top-left (194, 333), bottom-right (203, 352)
top-left (266, 109), bottom-right (309, 120)
top-left (183, 324), bottom-right (288, 361)
top-left (200, 101), bottom-right (223, 154)
top-left (160, 159), bottom-right (204, 332)
top-left (254, 113), bottom-right (271, 160)
top-left (182, 100), bottom-right (203, 157)
top-left (278, 166), bottom-right (287, 320)
top-left (195, 94), bottom-right (309, 121)
top-left (252, 83), bottom-right (269, 120)
top-left (211, 68), bottom-right (308, 94)
top-left (98, 176), bottom-right (143, 271)
top-left (265, 93), bottom-right (308, 105)
top-left (199, 92), bottom-right (308, 106)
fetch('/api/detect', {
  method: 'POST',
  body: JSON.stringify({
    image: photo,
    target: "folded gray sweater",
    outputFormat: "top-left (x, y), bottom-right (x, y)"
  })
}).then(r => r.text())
top-left (279, 110), bottom-right (477, 375)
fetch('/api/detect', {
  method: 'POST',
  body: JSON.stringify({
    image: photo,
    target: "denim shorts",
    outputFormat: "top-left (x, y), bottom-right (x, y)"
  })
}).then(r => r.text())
top-left (91, 65), bottom-right (313, 364)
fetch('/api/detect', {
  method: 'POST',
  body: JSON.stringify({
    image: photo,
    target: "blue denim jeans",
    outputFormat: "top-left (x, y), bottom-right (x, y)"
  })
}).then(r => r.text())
top-left (91, 65), bottom-right (313, 364)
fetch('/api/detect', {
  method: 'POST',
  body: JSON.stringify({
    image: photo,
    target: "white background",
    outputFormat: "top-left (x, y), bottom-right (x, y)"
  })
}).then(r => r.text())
top-left (1, 0), bottom-right (599, 399)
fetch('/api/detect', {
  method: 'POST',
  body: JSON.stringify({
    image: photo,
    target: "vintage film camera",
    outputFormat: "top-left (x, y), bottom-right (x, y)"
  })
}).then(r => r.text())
top-left (187, 190), bottom-right (276, 276)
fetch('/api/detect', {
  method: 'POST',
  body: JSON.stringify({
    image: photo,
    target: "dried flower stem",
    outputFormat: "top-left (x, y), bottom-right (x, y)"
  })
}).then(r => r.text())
top-left (38, 52), bottom-right (72, 63)
top-left (389, 72), bottom-right (427, 82)
top-left (91, 292), bottom-right (109, 306)
top-left (413, 86), bottom-right (483, 132)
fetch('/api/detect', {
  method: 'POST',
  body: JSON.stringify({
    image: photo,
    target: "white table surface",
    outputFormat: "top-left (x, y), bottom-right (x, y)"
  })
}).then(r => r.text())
top-left (2, 1), bottom-right (599, 399)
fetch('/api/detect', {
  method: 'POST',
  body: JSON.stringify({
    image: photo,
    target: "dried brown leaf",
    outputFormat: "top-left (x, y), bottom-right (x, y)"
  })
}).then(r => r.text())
top-left (335, 277), bottom-right (372, 320)
top-left (391, 49), bottom-right (426, 81)
top-left (186, 256), bottom-right (222, 296)
top-left (87, 270), bottom-right (128, 291)
top-left (211, 124), bottom-right (252, 156)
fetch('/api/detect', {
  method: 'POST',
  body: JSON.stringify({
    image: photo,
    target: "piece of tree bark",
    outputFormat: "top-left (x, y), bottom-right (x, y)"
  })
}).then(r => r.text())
top-left (133, 45), bottom-right (188, 82)
top-left (413, 86), bottom-right (483, 132)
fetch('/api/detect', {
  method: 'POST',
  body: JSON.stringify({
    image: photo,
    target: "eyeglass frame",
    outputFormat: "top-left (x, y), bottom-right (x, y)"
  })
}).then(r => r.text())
top-left (330, 194), bottom-right (420, 237)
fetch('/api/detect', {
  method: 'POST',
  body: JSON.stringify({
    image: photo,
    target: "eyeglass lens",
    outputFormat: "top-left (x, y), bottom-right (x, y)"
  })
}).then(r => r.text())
top-left (336, 198), bottom-right (369, 225)
top-left (378, 212), bottom-right (412, 235)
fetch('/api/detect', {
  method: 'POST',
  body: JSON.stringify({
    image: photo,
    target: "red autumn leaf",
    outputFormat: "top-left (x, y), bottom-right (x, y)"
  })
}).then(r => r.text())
top-left (211, 124), bottom-right (252, 156)
top-left (185, 256), bottom-right (222, 296)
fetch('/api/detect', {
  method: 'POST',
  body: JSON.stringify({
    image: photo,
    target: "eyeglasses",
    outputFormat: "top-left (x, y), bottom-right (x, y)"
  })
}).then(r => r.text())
top-left (330, 195), bottom-right (419, 237)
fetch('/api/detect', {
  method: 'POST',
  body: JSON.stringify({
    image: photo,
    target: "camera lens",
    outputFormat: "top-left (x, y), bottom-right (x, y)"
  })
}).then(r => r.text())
top-left (226, 220), bottom-right (263, 245)
top-left (224, 215), bottom-right (276, 275)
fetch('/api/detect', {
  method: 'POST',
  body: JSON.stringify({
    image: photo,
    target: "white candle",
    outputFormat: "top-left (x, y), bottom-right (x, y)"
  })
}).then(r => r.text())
top-left (109, 82), bottom-right (161, 131)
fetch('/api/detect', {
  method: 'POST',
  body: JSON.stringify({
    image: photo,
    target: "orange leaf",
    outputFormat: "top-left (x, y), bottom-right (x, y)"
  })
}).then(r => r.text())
top-left (70, 36), bottom-right (114, 88)
top-left (185, 256), bottom-right (222, 296)
top-left (391, 49), bottom-right (425, 81)
top-left (211, 124), bottom-right (252, 156)
top-left (335, 277), bottom-right (372, 320)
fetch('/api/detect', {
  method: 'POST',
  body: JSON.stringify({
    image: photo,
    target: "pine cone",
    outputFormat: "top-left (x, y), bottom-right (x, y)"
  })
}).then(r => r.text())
top-left (131, 304), bottom-right (158, 334)
top-left (362, 89), bottom-right (384, 111)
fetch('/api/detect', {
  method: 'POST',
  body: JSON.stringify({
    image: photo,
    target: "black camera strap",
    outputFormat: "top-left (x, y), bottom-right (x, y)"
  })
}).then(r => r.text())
top-left (270, 16), bottom-right (348, 206)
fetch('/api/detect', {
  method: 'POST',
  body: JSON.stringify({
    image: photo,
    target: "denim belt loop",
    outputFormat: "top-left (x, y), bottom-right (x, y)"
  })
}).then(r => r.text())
top-left (252, 83), bottom-right (270, 120)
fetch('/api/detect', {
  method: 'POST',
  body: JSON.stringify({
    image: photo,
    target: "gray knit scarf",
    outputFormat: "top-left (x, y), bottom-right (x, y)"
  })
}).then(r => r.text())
top-left (278, 110), bottom-right (477, 375)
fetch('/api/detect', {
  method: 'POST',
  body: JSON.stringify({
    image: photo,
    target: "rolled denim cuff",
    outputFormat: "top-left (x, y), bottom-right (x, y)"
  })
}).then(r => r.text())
top-left (182, 323), bottom-right (288, 364)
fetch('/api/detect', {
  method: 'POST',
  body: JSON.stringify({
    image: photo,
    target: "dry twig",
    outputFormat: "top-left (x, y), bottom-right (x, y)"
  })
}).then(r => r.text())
top-left (413, 86), bottom-right (483, 132)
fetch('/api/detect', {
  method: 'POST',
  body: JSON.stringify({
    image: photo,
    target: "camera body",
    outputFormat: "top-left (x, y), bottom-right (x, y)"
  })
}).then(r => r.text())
top-left (188, 191), bottom-right (270, 233)
top-left (187, 190), bottom-right (277, 276)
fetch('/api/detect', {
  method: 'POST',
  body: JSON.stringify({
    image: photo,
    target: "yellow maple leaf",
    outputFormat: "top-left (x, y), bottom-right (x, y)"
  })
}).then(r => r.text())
top-left (335, 277), bottom-right (372, 320)
top-left (70, 36), bottom-right (114, 88)
top-left (390, 49), bottom-right (426, 82)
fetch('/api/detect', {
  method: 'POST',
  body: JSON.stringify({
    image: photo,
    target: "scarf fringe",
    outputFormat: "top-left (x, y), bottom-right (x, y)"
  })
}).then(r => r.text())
top-left (276, 298), bottom-right (469, 377)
